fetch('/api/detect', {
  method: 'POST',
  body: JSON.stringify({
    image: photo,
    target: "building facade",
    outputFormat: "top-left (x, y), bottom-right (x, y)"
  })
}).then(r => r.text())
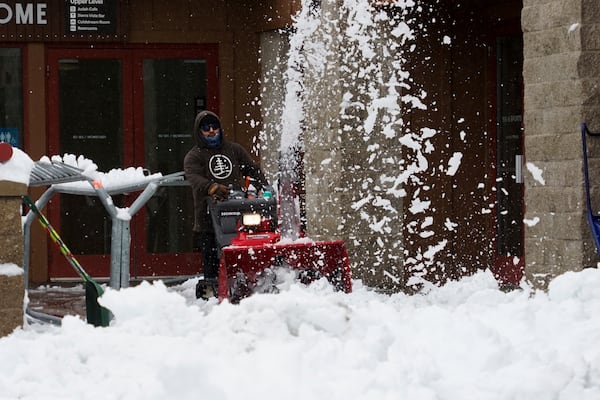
top-left (3, 0), bottom-right (597, 291)
top-left (10, 0), bottom-right (300, 283)
top-left (522, 0), bottom-right (600, 288)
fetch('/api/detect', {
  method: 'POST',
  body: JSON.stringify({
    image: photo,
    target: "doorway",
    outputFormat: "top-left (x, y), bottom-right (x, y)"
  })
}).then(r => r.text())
top-left (492, 34), bottom-right (525, 284)
top-left (46, 45), bottom-right (218, 279)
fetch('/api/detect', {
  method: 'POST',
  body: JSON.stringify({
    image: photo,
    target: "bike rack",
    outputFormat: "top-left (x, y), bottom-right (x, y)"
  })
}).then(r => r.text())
top-left (25, 160), bottom-right (187, 289)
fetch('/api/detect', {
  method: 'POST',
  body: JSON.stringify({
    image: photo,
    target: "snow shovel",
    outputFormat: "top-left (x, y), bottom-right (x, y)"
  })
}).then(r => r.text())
top-left (23, 195), bottom-right (111, 327)
top-left (581, 123), bottom-right (600, 257)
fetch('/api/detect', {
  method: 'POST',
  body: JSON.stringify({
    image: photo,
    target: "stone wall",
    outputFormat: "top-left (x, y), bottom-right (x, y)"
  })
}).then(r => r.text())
top-left (522, 0), bottom-right (600, 288)
top-left (0, 180), bottom-right (26, 337)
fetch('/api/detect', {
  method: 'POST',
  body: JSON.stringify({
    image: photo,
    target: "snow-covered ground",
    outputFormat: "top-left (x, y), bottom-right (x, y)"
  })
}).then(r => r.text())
top-left (1, 1), bottom-right (597, 398)
top-left (1, 269), bottom-right (599, 400)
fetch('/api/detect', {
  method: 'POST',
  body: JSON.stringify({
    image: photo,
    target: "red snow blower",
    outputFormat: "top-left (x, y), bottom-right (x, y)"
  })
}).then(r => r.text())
top-left (202, 183), bottom-right (352, 303)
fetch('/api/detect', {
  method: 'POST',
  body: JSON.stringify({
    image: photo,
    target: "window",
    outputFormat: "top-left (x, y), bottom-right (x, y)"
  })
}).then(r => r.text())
top-left (0, 48), bottom-right (22, 147)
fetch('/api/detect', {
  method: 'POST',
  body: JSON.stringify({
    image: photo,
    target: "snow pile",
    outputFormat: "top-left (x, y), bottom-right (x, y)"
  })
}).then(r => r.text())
top-left (0, 149), bottom-right (161, 192)
top-left (40, 154), bottom-right (163, 191)
top-left (39, 154), bottom-right (99, 180)
top-left (0, 263), bottom-right (24, 277)
top-left (526, 162), bottom-right (546, 185)
top-left (1, 269), bottom-right (600, 399)
top-left (0, 146), bottom-right (34, 185)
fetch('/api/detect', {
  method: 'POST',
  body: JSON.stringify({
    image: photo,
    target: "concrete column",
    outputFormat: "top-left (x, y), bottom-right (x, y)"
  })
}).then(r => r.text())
top-left (0, 180), bottom-right (26, 337)
top-left (259, 30), bottom-right (290, 184)
top-left (259, 1), bottom-right (411, 291)
top-left (300, 1), bottom-right (406, 291)
top-left (522, 0), bottom-right (600, 288)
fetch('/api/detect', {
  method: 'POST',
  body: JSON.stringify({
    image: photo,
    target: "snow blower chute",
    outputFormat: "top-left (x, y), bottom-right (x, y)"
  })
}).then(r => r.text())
top-left (201, 182), bottom-right (352, 303)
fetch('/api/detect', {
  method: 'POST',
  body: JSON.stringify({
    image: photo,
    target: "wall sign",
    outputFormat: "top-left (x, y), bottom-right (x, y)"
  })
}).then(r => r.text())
top-left (66, 0), bottom-right (117, 34)
top-left (0, 0), bottom-right (127, 41)
top-left (0, 127), bottom-right (19, 147)
top-left (0, 3), bottom-right (48, 24)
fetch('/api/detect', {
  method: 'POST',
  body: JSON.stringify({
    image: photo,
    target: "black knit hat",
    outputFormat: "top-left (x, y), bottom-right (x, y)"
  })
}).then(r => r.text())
top-left (194, 110), bottom-right (221, 135)
top-left (194, 111), bottom-right (223, 148)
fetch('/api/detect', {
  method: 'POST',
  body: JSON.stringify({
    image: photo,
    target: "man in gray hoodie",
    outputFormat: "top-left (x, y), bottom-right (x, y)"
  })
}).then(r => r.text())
top-left (184, 111), bottom-right (269, 298)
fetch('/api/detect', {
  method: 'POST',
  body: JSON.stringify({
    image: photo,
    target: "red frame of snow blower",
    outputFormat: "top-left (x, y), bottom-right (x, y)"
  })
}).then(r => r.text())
top-left (218, 240), bottom-right (352, 301)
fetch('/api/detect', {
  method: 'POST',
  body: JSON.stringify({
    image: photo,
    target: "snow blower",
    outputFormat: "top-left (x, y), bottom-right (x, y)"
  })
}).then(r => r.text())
top-left (198, 182), bottom-right (352, 303)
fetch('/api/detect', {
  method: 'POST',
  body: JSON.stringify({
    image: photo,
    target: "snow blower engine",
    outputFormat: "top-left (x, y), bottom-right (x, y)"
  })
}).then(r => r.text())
top-left (197, 183), bottom-right (352, 303)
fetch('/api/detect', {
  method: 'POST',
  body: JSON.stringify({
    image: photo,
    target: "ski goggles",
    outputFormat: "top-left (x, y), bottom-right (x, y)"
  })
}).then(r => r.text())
top-left (200, 123), bottom-right (220, 131)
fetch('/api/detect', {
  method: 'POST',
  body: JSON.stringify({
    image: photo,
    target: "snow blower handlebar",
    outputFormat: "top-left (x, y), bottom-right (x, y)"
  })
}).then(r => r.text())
top-left (209, 186), bottom-right (278, 250)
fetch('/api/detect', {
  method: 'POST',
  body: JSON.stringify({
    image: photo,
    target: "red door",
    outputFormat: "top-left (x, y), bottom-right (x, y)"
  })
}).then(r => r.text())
top-left (46, 45), bottom-right (218, 280)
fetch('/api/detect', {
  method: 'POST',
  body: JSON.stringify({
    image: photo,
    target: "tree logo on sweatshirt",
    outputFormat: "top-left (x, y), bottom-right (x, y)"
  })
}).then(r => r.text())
top-left (209, 154), bottom-right (233, 179)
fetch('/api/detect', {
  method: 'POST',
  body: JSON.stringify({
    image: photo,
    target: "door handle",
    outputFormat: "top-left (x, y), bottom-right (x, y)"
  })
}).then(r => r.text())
top-left (515, 154), bottom-right (523, 184)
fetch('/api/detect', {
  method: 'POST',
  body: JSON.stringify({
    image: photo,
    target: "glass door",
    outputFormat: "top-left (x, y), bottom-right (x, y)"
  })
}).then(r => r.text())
top-left (132, 48), bottom-right (217, 277)
top-left (493, 35), bottom-right (525, 284)
top-left (46, 46), bottom-right (218, 280)
top-left (47, 49), bottom-right (133, 278)
top-left (0, 48), bottom-right (23, 148)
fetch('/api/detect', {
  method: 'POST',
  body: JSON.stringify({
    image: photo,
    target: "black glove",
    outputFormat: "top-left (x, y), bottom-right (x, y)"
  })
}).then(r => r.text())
top-left (208, 183), bottom-right (229, 202)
